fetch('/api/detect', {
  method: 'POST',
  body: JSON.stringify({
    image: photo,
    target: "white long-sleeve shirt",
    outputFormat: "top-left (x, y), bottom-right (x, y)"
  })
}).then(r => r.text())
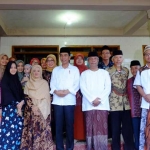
top-left (133, 67), bottom-right (150, 109)
top-left (50, 64), bottom-right (80, 105)
top-left (80, 69), bottom-right (111, 111)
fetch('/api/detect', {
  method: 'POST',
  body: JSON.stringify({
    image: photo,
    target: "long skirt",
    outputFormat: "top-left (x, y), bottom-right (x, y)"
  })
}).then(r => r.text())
top-left (0, 102), bottom-right (23, 150)
top-left (139, 108), bottom-right (148, 150)
top-left (20, 97), bottom-right (54, 150)
top-left (74, 91), bottom-right (86, 140)
top-left (85, 110), bottom-right (108, 150)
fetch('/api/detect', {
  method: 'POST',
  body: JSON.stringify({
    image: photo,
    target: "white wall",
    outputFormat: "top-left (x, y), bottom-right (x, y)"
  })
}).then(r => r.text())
top-left (0, 36), bottom-right (150, 66)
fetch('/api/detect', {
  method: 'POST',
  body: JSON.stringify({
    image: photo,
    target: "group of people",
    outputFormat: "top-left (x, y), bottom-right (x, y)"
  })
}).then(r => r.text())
top-left (0, 45), bottom-right (150, 150)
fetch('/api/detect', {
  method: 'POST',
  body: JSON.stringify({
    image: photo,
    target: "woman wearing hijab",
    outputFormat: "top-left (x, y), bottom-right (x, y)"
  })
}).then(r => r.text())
top-left (20, 65), bottom-right (54, 150)
top-left (42, 54), bottom-right (57, 139)
top-left (9, 56), bottom-right (16, 61)
top-left (0, 54), bottom-right (9, 80)
top-left (16, 60), bottom-right (24, 82)
top-left (30, 58), bottom-right (40, 66)
top-left (0, 61), bottom-right (24, 150)
top-left (74, 53), bottom-right (87, 142)
top-left (0, 54), bottom-right (9, 125)
top-left (42, 54), bottom-right (57, 87)
top-left (41, 58), bottom-right (47, 71)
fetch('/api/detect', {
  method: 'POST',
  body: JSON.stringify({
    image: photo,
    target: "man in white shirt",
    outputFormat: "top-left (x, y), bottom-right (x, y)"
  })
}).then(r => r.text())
top-left (134, 45), bottom-right (150, 150)
top-left (50, 47), bottom-right (80, 150)
top-left (80, 51), bottom-right (111, 150)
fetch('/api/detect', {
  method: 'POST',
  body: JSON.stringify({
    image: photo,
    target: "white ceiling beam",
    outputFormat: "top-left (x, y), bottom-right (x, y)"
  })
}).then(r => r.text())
top-left (6, 28), bottom-right (123, 36)
top-left (123, 11), bottom-right (148, 36)
top-left (5, 27), bottom-right (150, 37)
top-left (0, 0), bottom-right (149, 11)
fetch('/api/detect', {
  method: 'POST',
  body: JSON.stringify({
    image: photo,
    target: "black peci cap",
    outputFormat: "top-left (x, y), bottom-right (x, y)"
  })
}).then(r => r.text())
top-left (88, 51), bottom-right (99, 57)
top-left (130, 60), bottom-right (141, 67)
top-left (113, 50), bottom-right (123, 56)
top-left (60, 47), bottom-right (70, 56)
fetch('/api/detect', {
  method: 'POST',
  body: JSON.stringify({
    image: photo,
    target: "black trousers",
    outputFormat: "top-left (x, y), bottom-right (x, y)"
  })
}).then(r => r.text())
top-left (54, 105), bottom-right (75, 150)
top-left (110, 110), bottom-right (134, 150)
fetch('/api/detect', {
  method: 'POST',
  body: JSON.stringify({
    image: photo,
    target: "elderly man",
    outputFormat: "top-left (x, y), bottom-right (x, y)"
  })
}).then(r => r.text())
top-left (50, 47), bottom-right (80, 150)
top-left (107, 50), bottom-right (134, 150)
top-left (80, 51), bottom-right (111, 150)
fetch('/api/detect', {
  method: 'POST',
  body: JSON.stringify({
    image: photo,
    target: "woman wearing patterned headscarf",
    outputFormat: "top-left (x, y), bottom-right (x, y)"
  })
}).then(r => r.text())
top-left (20, 65), bottom-right (54, 150)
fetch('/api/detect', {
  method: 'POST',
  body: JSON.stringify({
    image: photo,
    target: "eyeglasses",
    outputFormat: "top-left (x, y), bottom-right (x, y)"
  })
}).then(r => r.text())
top-left (144, 53), bottom-right (150, 57)
top-left (47, 59), bottom-right (54, 62)
top-left (102, 52), bottom-right (110, 55)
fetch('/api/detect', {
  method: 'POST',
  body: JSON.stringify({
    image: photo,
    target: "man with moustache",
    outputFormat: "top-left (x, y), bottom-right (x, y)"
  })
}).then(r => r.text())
top-left (107, 50), bottom-right (134, 150)
top-left (50, 47), bottom-right (80, 150)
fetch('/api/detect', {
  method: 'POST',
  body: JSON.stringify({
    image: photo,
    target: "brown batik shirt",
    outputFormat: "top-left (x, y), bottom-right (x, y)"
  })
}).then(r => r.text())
top-left (107, 65), bottom-right (131, 111)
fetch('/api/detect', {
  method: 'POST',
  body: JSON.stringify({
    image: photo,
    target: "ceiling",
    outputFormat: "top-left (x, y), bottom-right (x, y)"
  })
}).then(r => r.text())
top-left (0, 0), bottom-right (150, 37)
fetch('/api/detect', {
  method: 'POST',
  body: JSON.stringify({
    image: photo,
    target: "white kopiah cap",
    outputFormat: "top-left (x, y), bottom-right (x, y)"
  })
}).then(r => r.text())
top-left (144, 45), bottom-right (150, 54)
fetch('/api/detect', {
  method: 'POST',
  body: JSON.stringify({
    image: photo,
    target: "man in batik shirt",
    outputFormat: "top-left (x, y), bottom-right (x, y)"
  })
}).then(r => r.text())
top-left (107, 50), bottom-right (134, 150)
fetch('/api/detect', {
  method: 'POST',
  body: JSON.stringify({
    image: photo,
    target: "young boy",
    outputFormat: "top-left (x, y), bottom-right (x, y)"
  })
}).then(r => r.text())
top-left (134, 45), bottom-right (150, 150)
top-left (127, 60), bottom-right (141, 150)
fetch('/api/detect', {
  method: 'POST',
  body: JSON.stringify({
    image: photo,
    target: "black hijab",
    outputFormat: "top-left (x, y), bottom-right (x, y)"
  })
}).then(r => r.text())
top-left (1, 61), bottom-right (24, 106)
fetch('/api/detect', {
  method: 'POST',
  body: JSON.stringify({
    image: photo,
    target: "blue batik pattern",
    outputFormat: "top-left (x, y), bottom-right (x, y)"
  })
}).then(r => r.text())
top-left (0, 102), bottom-right (23, 150)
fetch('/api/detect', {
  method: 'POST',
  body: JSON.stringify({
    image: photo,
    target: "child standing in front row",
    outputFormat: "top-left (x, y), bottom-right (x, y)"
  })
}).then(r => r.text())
top-left (127, 60), bottom-right (141, 150)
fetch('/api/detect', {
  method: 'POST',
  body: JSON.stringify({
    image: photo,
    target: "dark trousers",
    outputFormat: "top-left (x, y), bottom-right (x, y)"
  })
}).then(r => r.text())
top-left (110, 110), bottom-right (134, 150)
top-left (132, 117), bottom-right (141, 150)
top-left (53, 105), bottom-right (75, 150)
top-left (108, 113), bottom-right (112, 139)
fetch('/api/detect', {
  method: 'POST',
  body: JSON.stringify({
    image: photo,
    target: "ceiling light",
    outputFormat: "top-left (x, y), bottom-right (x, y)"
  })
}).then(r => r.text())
top-left (67, 18), bottom-right (72, 25)
top-left (58, 12), bottom-right (81, 24)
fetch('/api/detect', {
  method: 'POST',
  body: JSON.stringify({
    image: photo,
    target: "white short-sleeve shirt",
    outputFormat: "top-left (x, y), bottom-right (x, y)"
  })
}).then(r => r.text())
top-left (134, 65), bottom-right (150, 109)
